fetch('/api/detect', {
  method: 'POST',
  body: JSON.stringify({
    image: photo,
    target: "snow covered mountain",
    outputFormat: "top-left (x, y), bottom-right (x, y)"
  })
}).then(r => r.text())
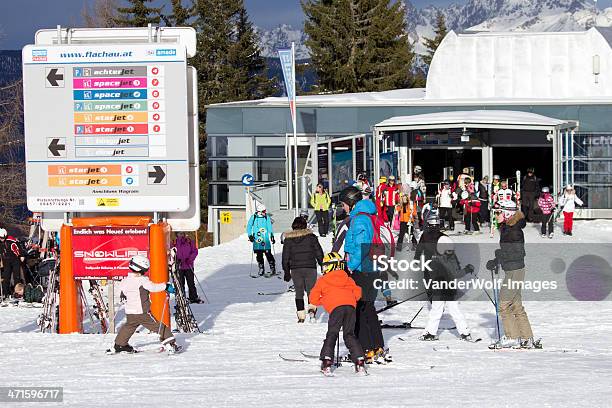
top-left (255, 24), bottom-right (310, 60)
top-left (255, 0), bottom-right (612, 58)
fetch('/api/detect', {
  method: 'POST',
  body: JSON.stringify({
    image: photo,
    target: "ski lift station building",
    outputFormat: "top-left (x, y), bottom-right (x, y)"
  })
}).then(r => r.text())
top-left (206, 28), bottom-right (612, 243)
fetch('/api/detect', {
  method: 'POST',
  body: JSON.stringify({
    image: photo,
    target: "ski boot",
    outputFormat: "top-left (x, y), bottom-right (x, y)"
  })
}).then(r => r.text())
top-left (297, 310), bottom-right (306, 323)
top-left (459, 333), bottom-right (472, 342)
top-left (374, 347), bottom-right (392, 364)
top-left (113, 344), bottom-right (136, 354)
top-left (308, 308), bottom-right (317, 323)
top-left (320, 357), bottom-right (333, 376)
top-left (548, 233), bottom-right (554, 239)
top-left (541, 234), bottom-right (546, 238)
top-left (258, 263), bottom-right (265, 277)
top-left (190, 298), bottom-right (204, 304)
top-left (384, 296), bottom-right (397, 308)
top-left (489, 336), bottom-right (520, 349)
top-left (163, 339), bottom-right (183, 354)
top-left (354, 357), bottom-right (368, 375)
top-left (364, 349), bottom-right (375, 364)
top-left (419, 333), bottom-right (438, 341)
top-left (520, 337), bottom-right (542, 349)
top-left (269, 262), bottom-right (277, 276)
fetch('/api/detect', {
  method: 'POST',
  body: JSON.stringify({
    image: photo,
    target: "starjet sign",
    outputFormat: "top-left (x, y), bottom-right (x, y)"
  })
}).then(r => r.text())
top-left (374, 254), bottom-right (433, 273)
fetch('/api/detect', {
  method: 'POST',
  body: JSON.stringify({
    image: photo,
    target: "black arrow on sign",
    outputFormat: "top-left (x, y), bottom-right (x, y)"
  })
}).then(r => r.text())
top-left (46, 68), bottom-right (64, 87)
top-left (148, 165), bottom-right (166, 184)
top-left (48, 138), bottom-right (65, 156)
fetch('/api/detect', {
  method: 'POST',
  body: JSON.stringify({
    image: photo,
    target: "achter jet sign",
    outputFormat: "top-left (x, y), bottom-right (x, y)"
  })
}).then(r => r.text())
top-left (22, 44), bottom-right (190, 212)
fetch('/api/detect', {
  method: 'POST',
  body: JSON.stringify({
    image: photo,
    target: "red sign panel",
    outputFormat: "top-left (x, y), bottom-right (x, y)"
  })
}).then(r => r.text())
top-left (72, 226), bottom-right (149, 280)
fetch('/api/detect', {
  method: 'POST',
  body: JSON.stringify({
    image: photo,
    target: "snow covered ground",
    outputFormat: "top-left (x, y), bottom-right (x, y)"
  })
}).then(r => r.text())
top-left (2, 220), bottom-right (612, 407)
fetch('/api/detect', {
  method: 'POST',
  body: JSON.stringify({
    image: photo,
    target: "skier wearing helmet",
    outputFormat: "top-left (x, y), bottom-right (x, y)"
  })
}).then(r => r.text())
top-left (420, 235), bottom-right (474, 341)
top-left (112, 255), bottom-right (181, 354)
top-left (308, 252), bottom-right (366, 375)
top-left (487, 201), bottom-right (537, 349)
top-left (537, 186), bottom-right (556, 238)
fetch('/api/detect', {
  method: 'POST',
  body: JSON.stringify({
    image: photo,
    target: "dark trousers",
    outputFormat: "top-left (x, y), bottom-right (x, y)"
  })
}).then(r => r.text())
top-left (178, 268), bottom-right (199, 302)
top-left (541, 213), bottom-right (554, 235)
top-left (1, 260), bottom-right (22, 297)
top-left (479, 200), bottom-right (490, 224)
top-left (385, 206), bottom-right (395, 224)
top-left (397, 221), bottom-right (410, 246)
top-left (255, 250), bottom-right (275, 269)
top-left (291, 268), bottom-right (317, 303)
top-left (315, 210), bottom-right (329, 235)
top-left (320, 305), bottom-right (364, 363)
top-left (521, 192), bottom-right (536, 221)
top-left (464, 212), bottom-right (479, 232)
top-left (439, 207), bottom-right (454, 230)
top-left (355, 301), bottom-right (384, 351)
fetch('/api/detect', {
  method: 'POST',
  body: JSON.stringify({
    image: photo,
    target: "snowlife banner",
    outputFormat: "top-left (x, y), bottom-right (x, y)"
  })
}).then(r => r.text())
top-left (278, 47), bottom-right (296, 127)
top-left (72, 226), bottom-right (149, 280)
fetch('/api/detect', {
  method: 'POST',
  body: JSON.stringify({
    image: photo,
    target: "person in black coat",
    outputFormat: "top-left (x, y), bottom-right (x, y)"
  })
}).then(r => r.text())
top-left (520, 168), bottom-right (541, 222)
top-left (282, 217), bottom-right (324, 323)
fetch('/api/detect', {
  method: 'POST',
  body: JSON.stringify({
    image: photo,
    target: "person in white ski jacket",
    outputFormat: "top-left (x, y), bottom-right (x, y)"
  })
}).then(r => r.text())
top-left (558, 185), bottom-right (583, 236)
top-left (113, 255), bottom-right (181, 354)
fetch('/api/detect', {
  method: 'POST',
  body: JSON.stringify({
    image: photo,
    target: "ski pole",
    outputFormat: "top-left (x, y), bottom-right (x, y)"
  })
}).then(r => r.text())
top-left (335, 335), bottom-right (341, 367)
top-left (491, 266), bottom-right (502, 342)
top-left (409, 306), bottom-right (424, 325)
top-left (249, 248), bottom-right (255, 278)
top-left (192, 268), bottom-right (210, 303)
top-left (157, 293), bottom-right (170, 336)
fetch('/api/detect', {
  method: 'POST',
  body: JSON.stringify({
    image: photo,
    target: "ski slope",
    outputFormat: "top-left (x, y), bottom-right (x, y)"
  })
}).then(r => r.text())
top-left (2, 220), bottom-right (612, 407)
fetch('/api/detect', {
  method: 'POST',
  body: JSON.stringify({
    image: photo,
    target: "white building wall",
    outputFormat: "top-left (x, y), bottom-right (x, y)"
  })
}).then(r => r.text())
top-left (426, 28), bottom-right (612, 100)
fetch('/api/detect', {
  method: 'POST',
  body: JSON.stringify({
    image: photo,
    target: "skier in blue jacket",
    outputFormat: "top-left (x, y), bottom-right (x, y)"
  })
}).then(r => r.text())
top-left (340, 186), bottom-right (389, 364)
top-left (247, 202), bottom-right (276, 277)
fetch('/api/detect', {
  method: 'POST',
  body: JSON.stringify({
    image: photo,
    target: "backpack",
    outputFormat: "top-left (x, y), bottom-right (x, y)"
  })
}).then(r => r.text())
top-left (356, 212), bottom-right (396, 259)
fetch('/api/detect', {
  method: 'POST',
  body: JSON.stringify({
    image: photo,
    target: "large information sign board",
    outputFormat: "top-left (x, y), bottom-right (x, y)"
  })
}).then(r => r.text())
top-left (23, 44), bottom-right (190, 212)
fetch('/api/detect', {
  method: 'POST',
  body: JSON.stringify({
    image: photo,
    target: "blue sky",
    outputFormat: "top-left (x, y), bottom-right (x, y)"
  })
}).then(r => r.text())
top-left (0, 0), bottom-right (609, 49)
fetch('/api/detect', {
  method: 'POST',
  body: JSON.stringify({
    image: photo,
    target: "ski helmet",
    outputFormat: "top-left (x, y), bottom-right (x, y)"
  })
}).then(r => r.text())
top-left (299, 209), bottom-right (309, 220)
top-left (462, 167), bottom-right (470, 174)
top-left (379, 176), bottom-right (387, 183)
top-left (436, 235), bottom-right (454, 255)
top-left (357, 173), bottom-right (367, 181)
top-left (255, 201), bottom-right (266, 213)
top-left (497, 200), bottom-right (517, 220)
top-left (339, 186), bottom-right (363, 208)
top-left (0, 228), bottom-right (6, 238)
top-left (414, 165), bottom-right (422, 174)
top-left (129, 255), bottom-right (150, 273)
top-left (388, 175), bottom-right (396, 182)
top-left (461, 191), bottom-right (469, 200)
top-left (493, 175), bottom-right (500, 181)
top-left (541, 186), bottom-right (550, 193)
top-left (322, 252), bottom-right (345, 274)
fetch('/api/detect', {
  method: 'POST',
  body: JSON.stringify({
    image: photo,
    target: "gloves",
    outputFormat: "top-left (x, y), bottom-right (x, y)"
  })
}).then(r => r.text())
top-left (486, 259), bottom-right (498, 271)
top-left (270, 236), bottom-right (276, 244)
top-left (165, 283), bottom-right (176, 294)
top-left (283, 271), bottom-right (292, 282)
top-left (308, 304), bottom-right (317, 313)
top-left (464, 264), bottom-right (475, 275)
top-left (248, 235), bottom-right (254, 242)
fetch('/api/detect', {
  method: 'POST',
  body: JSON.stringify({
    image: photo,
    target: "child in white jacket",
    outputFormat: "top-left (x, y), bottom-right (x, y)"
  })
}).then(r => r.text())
top-left (113, 255), bottom-right (181, 354)
top-left (558, 185), bottom-right (583, 236)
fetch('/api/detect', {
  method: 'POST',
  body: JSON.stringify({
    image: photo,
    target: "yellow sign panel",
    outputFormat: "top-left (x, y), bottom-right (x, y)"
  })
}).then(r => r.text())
top-left (220, 211), bottom-right (232, 224)
top-left (96, 198), bottom-right (120, 207)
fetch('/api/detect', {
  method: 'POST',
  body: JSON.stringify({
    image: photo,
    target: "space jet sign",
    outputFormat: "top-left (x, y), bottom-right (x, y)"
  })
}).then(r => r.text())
top-left (72, 226), bottom-right (149, 280)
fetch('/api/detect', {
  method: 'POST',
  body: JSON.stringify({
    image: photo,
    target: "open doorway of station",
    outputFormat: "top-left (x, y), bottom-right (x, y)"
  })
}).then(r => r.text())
top-left (493, 147), bottom-right (554, 191)
top-left (412, 148), bottom-right (482, 197)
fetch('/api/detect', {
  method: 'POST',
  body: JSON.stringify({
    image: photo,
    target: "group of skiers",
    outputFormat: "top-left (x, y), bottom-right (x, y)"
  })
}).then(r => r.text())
top-left (0, 227), bottom-right (25, 301)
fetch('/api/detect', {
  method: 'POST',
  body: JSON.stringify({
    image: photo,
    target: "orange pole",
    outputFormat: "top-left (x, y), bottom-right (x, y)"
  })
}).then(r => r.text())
top-left (149, 223), bottom-right (170, 328)
top-left (59, 224), bottom-right (82, 333)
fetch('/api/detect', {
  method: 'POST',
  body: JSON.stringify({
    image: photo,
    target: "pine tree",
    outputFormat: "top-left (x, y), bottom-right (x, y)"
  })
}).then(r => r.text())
top-left (191, 0), bottom-right (274, 223)
top-left (422, 10), bottom-right (447, 67)
top-left (112, 0), bottom-right (163, 27)
top-left (303, 0), bottom-right (414, 93)
top-left (162, 0), bottom-right (193, 26)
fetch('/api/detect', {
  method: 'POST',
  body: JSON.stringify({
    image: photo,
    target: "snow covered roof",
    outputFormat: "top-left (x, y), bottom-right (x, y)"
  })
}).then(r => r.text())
top-left (209, 88), bottom-right (426, 107)
top-left (426, 28), bottom-right (612, 100)
top-left (375, 110), bottom-right (577, 131)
